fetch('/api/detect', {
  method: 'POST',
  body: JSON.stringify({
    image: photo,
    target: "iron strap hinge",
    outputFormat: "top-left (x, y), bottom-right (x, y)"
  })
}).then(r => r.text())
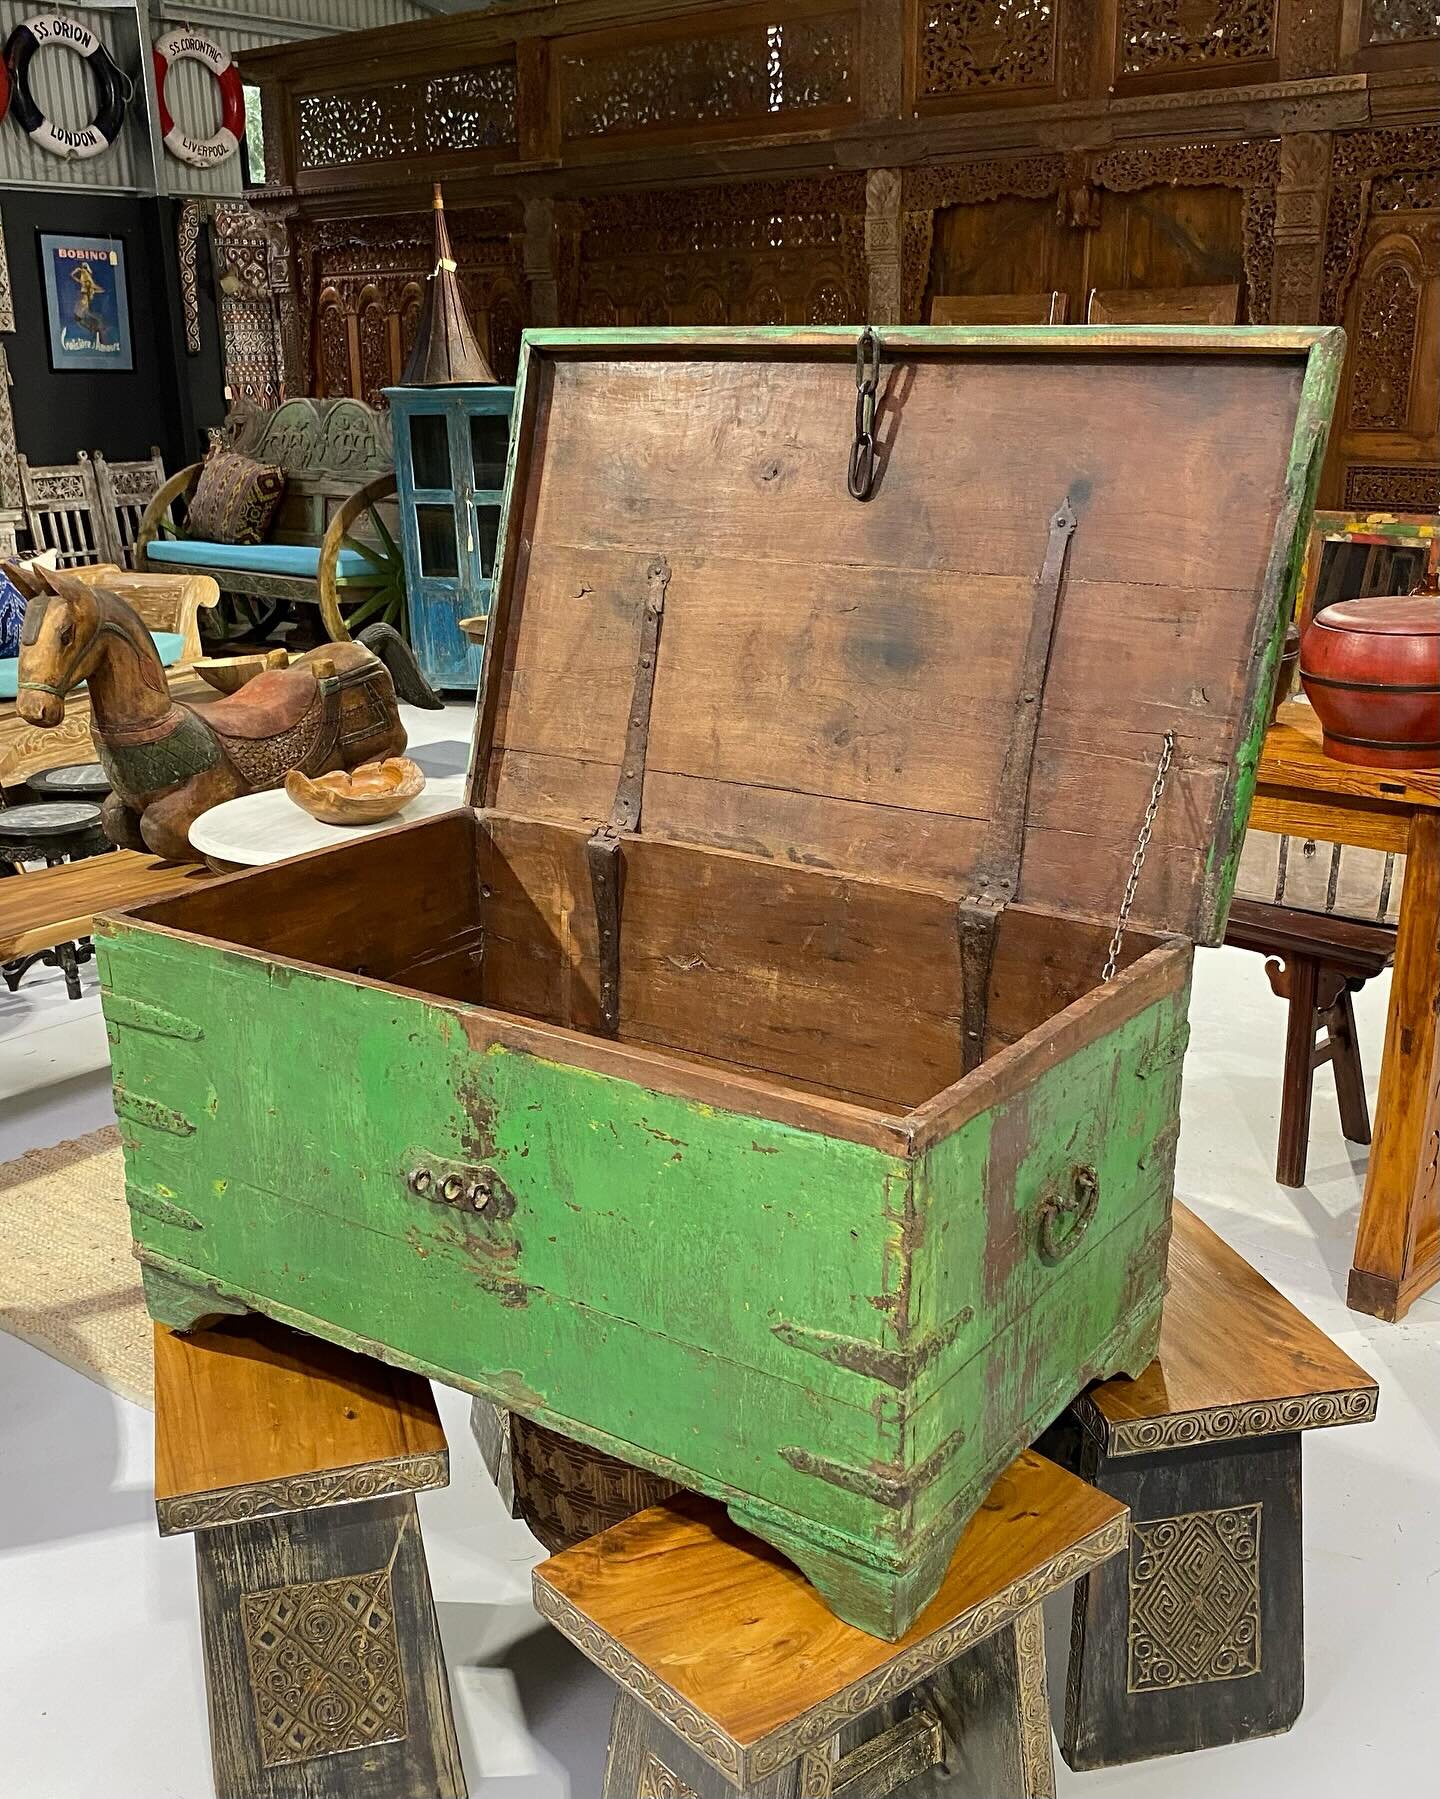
top-left (957, 498), bottom-right (1078, 1074)
top-left (586, 555), bottom-right (671, 1036)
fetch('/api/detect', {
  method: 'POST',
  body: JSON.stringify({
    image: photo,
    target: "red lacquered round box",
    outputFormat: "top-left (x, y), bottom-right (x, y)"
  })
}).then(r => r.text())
top-left (1300, 595), bottom-right (1440, 769)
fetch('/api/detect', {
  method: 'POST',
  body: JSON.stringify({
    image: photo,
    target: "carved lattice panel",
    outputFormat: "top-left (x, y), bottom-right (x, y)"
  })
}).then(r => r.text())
top-left (212, 204), bottom-right (283, 410)
top-left (1362, 1), bottom-right (1440, 45)
top-left (573, 176), bottom-right (866, 327)
top-left (561, 10), bottom-right (856, 141)
top-left (297, 64), bottom-right (517, 172)
top-left (1115, 1), bottom-right (1278, 81)
top-left (917, 1), bottom-right (1058, 99)
top-left (1349, 260), bottom-right (1421, 431)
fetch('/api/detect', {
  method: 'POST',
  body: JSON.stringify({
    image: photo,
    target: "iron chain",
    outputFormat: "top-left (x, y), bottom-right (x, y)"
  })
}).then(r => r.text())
top-left (1102, 730), bottom-right (1176, 983)
top-left (847, 327), bottom-right (881, 500)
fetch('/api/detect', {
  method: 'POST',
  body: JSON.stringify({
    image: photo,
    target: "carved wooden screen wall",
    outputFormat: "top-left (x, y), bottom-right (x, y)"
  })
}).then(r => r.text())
top-left (211, 204), bottom-right (286, 412)
top-left (570, 176), bottom-right (867, 327)
top-left (296, 207), bottom-right (526, 404)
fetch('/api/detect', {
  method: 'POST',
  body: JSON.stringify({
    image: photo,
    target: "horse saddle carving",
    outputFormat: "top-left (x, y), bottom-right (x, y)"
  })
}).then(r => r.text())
top-left (194, 667), bottom-right (321, 740)
top-left (198, 664), bottom-right (344, 790)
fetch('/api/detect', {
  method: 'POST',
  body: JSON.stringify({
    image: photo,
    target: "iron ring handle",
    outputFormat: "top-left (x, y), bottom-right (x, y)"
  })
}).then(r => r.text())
top-left (1037, 1164), bottom-right (1100, 1264)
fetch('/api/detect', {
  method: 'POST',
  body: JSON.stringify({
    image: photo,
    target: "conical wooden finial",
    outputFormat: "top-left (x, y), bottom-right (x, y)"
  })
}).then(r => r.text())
top-left (400, 183), bottom-right (498, 386)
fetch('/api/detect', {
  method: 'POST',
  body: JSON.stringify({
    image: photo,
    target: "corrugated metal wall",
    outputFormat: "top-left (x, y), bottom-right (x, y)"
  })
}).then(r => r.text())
top-left (0, 0), bottom-right (430, 197)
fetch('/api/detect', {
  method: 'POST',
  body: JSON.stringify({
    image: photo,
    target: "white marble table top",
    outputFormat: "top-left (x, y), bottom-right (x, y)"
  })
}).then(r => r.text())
top-left (187, 708), bottom-right (474, 868)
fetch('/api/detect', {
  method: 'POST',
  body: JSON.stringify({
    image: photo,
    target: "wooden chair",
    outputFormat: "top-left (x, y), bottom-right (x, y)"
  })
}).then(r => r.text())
top-left (92, 447), bottom-right (166, 568)
top-left (534, 1452), bottom-right (1127, 1799)
top-left (1043, 1203), bottom-right (1377, 1770)
top-left (153, 1316), bottom-right (465, 1799)
top-left (18, 452), bottom-right (109, 567)
top-left (1225, 897), bottom-right (1395, 1187)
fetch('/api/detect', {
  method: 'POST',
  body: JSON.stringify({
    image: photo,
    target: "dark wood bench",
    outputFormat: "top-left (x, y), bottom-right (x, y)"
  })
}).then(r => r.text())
top-left (535, 1450), bottom-right (1127, 1799)
top-left (136, 398), bottom-right (403, 645)
top-left (153, 1315), bottom-right (465, 1799)
top-left (1044, 1202), bottom-right (1378, 1770)
top-left (1225, 896), bottom-right (1396, 1187)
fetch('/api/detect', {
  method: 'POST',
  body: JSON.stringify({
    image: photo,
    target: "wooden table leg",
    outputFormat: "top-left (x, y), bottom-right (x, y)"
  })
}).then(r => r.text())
top-left (1349, 810), bottom-right (1440, 1322)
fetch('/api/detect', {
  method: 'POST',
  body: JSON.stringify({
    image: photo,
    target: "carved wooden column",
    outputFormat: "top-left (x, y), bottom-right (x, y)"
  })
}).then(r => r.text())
top-left (523, 195), bottom-right (561, 328)
top-left (1271, 132), bottom-right (1333, 323)
top-left (264, 215), bottom-right (307, 402)
top-left (864, 168), bottom-right (904, 325)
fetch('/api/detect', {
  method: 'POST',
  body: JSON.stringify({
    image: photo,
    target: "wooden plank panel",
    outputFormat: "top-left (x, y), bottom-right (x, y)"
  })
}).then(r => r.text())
top-left (523, 354), bottom-right (1303, 591)
top-left (479, 815), bottom-right (965, 1109)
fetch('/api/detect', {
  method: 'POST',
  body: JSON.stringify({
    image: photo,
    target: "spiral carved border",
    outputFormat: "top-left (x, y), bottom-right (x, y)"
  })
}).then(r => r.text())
top-left (534, 1514), bottom-right (1127, 1784)
top-left (1072, 1386), bottom-right (1378, 1458)
top-left (157, 1451), bottom-right (450, 1535)
top-left (1014, 1604), bottom-right (1056, 1799)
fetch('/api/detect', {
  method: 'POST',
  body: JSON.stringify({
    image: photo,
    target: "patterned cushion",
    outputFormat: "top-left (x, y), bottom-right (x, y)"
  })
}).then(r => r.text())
top-left (0, 571), bottom-right (25, 659)
top-left (185, 449), bottom-right (285, 546)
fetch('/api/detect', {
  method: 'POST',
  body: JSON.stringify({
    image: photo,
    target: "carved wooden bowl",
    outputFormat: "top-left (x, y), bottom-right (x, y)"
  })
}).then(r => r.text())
top-left (284, 756), bottom-right (427, 825)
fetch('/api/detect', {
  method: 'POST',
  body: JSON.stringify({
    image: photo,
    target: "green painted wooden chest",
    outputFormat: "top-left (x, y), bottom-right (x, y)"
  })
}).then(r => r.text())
top-left (98, 326), bottom-right (1341, 1638)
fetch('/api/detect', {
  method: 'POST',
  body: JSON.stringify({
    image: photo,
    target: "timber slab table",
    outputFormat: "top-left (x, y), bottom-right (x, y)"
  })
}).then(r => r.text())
top-left (535, 1448), bottom-right (1128, 1799)
top-left (1251, 701), bottom-right (1440, 1321)
top-left (1042, 1202), bottom-right (1378, 1770)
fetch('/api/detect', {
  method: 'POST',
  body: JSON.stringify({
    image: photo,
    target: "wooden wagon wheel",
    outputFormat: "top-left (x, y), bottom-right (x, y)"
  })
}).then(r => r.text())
top-left (317, 472), bottom-right (406, 643)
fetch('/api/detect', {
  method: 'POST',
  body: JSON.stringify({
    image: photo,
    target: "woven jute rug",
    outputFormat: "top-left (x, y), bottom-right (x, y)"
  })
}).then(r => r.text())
top-left (0, 1126), bottom-right (152, 1408)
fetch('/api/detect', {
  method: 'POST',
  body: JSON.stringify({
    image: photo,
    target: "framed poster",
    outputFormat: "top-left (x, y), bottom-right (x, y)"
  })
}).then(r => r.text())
top-left (40, 233), bottom-right (133, 371)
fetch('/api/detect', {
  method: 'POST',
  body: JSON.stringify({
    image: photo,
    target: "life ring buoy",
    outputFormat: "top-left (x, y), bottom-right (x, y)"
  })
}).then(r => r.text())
top-left (0, 48), bottom-right (10, 126)
top-left (4, 15), bottom-right (126, 160)
top-left (152, 28), bottom-right (242, 168)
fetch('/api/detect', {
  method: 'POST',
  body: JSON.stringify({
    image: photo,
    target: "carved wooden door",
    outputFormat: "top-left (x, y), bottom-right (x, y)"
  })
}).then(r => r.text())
top-left (1323, 205), bottom-right (1440, 514)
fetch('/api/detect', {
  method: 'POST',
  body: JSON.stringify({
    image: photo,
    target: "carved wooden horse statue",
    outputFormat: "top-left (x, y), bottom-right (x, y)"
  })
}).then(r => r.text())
top-left (14, 569), bottom-right (440, 862)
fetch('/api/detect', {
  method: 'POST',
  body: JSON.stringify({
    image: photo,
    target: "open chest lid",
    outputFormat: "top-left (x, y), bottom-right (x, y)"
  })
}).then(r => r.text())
top-left (467, 326), bottom-right (1342, 946)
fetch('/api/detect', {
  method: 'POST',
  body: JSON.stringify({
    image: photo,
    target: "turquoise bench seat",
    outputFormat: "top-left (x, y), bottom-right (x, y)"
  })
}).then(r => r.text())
top-left (146, 539), bottom-right (378, 583)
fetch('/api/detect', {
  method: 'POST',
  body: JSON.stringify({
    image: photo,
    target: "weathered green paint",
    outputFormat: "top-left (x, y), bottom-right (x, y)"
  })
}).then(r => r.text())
top-left (100, 915), bottom-right (1183, 1636)
top-left (1203, 325), bottom-right (1347, 940)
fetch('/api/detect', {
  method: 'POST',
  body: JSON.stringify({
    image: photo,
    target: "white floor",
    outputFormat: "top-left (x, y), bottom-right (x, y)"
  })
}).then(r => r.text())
top-left (1, 807), bottom-right (1436, 1795)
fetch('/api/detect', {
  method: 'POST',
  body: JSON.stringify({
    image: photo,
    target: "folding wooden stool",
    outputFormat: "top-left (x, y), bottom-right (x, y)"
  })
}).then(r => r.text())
top-left (534, 1450), bottom-right (1128, 1798)
top-left (152, 1318), bottom-right (466, 1799)
top-left (1042, 1203), bottom-right (1379, 1769)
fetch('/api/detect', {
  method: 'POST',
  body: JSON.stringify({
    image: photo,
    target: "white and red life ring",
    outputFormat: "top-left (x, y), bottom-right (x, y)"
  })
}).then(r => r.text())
top-left (4, 14), bottom-right (126, 160)
top-left (152, 28), bottom-right (242, 168)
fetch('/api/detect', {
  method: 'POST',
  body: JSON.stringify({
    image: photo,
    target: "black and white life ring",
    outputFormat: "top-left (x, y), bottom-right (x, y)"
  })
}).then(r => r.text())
top-left (152, 28), bottom-right (242, 168)
top-left (4, 15), bottom-right (126, 160)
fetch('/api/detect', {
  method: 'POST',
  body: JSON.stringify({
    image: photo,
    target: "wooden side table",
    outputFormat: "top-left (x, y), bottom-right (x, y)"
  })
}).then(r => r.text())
top-left (1250, 702), bottom-right (1440, 1320)
top-left (535, 1452), bottom-right (1128, 1799)
top-left (1044, 1203), bottom-right (1378, 1770)
top-left (153, 1318), bottom-right (465, 1799)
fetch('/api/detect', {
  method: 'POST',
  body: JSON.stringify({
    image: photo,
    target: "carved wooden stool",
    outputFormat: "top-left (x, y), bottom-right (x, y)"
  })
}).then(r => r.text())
top-left (1041, 1203), bottom-right (1379, 1770)
top-left (152, 1319), bottom-right (466, 1799)
top-left (534, 1451), bottom-right (1128, 1798)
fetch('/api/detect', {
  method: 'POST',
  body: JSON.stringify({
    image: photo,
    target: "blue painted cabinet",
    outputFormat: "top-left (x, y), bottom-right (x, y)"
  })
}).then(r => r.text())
top-left (386, 383), bottom-right (514, 692)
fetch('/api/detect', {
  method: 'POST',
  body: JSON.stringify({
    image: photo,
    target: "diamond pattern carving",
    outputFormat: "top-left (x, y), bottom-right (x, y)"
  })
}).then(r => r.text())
top-left (561, 15), bottom-right (854, 141)
top-left (918, 1), bottom-right (1057, 96)
top-left (242, 1568), bottom-right (407, 1767)
top-left (1127, 1505), bottom-right (1262, 1692)
top-left (1116, 1), bottom-right (1277, 77)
